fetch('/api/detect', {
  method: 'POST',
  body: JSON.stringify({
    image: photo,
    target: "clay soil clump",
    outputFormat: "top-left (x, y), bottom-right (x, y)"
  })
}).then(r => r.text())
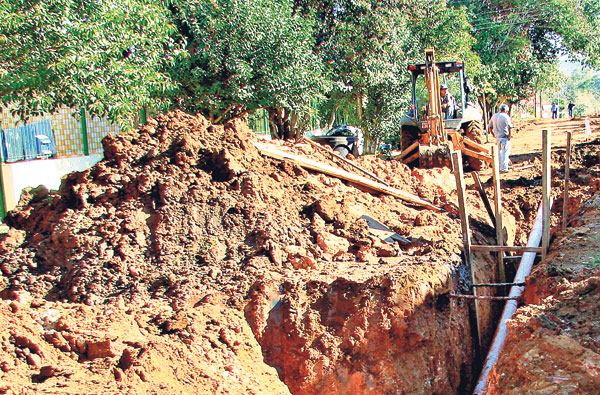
top-left (4, 112), bottom-right (598, 394)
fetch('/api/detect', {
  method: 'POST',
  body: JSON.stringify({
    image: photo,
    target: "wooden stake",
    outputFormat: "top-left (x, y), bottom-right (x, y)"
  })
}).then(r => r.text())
top-left (542, 130), bottom-right (551, 260)
top-left (491, 145), bottom-right (506, 283)
top-left (562, 131), bottom-right (572, 231)
top-left (451, 150), bottom-right (481, 354)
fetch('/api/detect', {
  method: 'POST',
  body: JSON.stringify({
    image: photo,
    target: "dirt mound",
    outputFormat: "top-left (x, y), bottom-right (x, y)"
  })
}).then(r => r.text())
top-left (1, 110), bottom-right (497, 393)
top-left (0, 110), bottom-right (465, 308)
top-left (486, 191), bottom-right (600, 394)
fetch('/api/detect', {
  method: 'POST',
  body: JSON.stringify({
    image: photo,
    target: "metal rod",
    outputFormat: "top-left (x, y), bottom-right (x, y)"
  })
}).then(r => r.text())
top-left (473, 199), bottom-right (552, 395)
top-left (562, 131), bottom-right (572, 231)
top-left (471, 282), bottom-right (525, 287)
top-left (449, 294), bottom-right (520, 300)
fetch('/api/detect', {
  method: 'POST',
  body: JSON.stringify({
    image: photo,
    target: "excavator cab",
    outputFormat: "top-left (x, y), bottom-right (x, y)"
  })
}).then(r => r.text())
top-left (398, 49), bottom-right (490, 169)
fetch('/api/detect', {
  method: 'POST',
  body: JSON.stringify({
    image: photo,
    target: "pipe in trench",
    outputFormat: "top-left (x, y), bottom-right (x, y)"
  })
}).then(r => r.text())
top-left (473, 199), bottom-right (551, 394)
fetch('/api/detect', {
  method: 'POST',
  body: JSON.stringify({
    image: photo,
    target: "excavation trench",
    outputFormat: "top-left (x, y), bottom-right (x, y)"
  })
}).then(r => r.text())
top-left (1, 112), bottom-right (598, 394)
top-left (243, 139), bottom-right (600, 394)
top-left (244, 226), bottom-right (506, 394)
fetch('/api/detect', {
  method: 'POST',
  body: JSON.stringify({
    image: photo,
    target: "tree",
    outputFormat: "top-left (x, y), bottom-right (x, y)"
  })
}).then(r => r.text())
top-left (168, 0), bottom-right (328, 139)
top-left (0, 0), bottom-right (176, 129)
top-left (311, 0), bottom-right (479, 149)
top-left (452, 0), bottom-right (600, 110)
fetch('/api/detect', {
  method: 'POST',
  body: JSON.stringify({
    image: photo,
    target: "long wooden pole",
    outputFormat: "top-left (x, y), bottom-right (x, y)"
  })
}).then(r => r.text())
top-left (491, 145), bottom-right (506, 283)
top-left (302, 136), bottom-right (389, 186)
top-left (255, 142), bottom-right (441, 211)
top-left (562, 131), bottom-right (572, 231)
top-left (451, 150), bottom-right (481, 355)
top-left (471, 172), bottom-right (495, 226)
top-left (542, 129), bottom-right (551, 260)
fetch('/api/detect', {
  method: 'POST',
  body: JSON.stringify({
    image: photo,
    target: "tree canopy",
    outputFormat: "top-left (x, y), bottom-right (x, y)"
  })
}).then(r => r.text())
top-left (0, 0), bottom-right (175, 129)
top-left (1, 0), bottom-right (599, 138)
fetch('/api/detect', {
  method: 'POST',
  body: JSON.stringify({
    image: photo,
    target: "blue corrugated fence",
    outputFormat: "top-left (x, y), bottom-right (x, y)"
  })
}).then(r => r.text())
top-left (1, 119), bottom-right (57, 162)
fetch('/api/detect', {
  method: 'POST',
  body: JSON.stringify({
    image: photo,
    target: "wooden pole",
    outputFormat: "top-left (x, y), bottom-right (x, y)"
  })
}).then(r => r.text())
top-left (491, 145), bottom-right (506, 283)
top-left (451, 150), bottom-right (481, 354)
top-left (562, 131), bottom-right (572, 231)
top-left (302, 136), bottom-right (389, 186)
top-left (542, 129), bottom-right (551, 260)
top-left (255, 142), bottom-right (441, 211)
top-left (482, 93), bottom-right (490, 143)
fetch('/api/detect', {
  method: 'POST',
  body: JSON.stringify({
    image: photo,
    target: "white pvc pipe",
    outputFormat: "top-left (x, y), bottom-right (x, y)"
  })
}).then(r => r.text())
top-left (473, 199), bottom-right (551, 394)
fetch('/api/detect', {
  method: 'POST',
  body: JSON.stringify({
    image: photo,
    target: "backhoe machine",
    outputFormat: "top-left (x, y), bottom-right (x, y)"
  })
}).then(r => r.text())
top-left (398, 49), bottom-right (491, 169)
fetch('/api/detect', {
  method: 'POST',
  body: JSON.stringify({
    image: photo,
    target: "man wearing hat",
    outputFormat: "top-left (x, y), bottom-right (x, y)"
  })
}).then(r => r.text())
top-left (440, 83), bottom-right (457, 119)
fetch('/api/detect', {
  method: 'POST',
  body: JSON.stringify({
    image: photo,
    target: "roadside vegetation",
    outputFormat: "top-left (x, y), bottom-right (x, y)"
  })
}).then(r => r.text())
top-left (1, 0), bottom-right (599, 144)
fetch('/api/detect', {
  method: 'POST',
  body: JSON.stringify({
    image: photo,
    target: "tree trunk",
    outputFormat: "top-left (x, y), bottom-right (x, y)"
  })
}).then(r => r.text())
top-left (267, 108), bottom-right (299, 140)
top-left (327, 109), bottom-right (336, 130)
top-left (356, 93), bottom-right (371, 153)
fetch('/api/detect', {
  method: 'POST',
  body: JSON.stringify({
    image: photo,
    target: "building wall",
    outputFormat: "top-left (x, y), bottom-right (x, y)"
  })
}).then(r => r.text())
top-left (0, 154), bottom-right (103, 211)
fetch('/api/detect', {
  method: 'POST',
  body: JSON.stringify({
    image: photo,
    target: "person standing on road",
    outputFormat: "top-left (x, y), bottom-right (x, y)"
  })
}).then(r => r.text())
top-left (568, 101), bottom-right (575, 117)
top-left (489, 104), bottom-right (513, 172)
top-left (551, 103), bottom-right (558, 119)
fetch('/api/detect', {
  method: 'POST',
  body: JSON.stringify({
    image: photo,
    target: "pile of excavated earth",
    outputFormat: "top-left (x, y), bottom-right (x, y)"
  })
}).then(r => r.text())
top-left (0, 110), bottom-right (599, 394)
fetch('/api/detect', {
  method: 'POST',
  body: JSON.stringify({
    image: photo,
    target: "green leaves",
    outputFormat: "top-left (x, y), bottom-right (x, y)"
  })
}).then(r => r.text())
top-left (2, 0), bottom-right (599, 135)
top-left (168, 0), bottom-right (327, 130)
top-left (1, 0), bottom-right (175, 128)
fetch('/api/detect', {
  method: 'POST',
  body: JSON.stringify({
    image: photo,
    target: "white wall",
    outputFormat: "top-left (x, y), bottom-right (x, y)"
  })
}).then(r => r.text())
top-left (2, 154), bottom-right (103, 210)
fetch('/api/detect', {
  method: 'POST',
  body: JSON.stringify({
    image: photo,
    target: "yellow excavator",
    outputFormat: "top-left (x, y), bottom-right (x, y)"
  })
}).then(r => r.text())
top-left (397, 49), bottom-right (492, 169)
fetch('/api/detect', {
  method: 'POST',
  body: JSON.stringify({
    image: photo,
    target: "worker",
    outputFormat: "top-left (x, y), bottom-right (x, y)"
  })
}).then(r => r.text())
top-left (551, 103), bottom-right (558, 119)
top-left (568, 101), bottom-right (575, 117)
top-left (489, 104), bottom-right (513, 172)
top-left (440, 83), bottom-right (457, 119)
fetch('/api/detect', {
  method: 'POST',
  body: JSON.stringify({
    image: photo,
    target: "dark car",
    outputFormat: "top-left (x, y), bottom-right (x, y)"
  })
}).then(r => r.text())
top-left (309, 125), bottom-right (363, 157)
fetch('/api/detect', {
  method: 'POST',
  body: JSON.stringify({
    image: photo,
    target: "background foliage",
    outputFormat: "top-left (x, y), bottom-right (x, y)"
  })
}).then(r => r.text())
top-left (1, 0), bottom-right (599, 140)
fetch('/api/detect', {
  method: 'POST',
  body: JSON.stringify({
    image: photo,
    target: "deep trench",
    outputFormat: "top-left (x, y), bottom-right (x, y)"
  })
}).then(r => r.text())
top-left (244, 222), bottom-right (506, 394)
top-left (244, 142), bottom-right (600, 394)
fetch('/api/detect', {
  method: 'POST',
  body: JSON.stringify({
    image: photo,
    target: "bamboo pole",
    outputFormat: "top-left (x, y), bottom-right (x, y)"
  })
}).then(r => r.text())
top-left (562, 131), bottom-right (572, 231)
